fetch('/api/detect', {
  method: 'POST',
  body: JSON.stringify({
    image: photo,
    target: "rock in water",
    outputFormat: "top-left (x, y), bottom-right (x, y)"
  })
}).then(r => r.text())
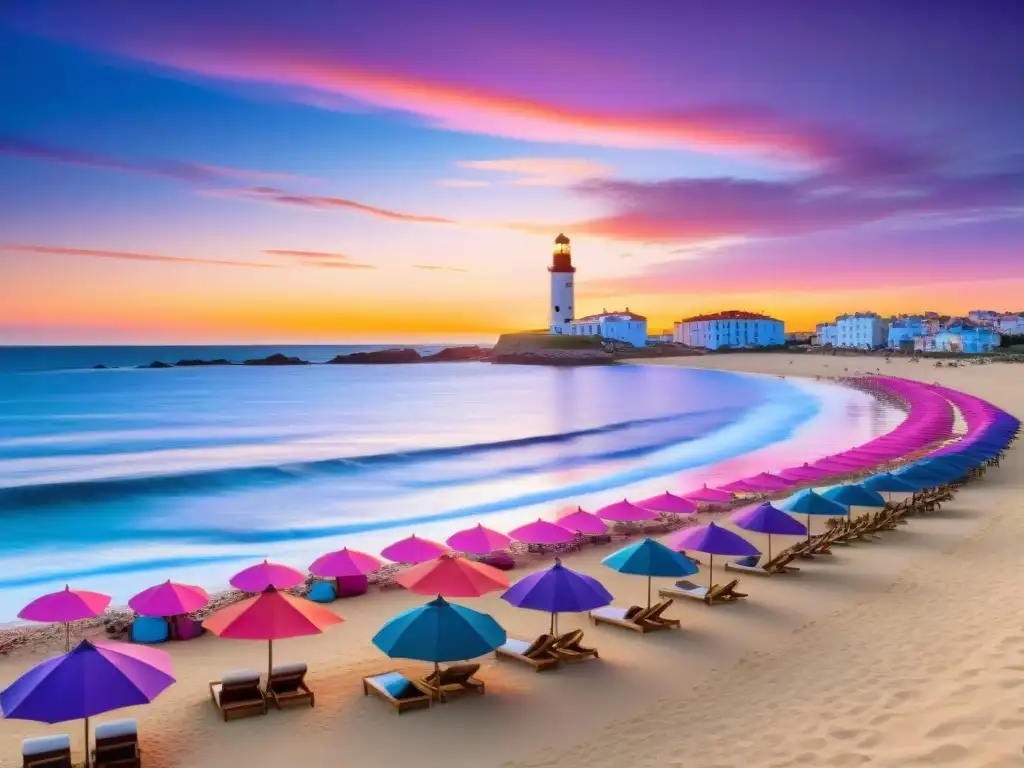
top-left (175, 358), bottom-right (233, 367)
top-left (421, 346), bottom-right (491, 362)
top-left (137, 360), bottom-right (173, 369)
top-left (327, 349), bottom-right (422, 364)
top-left (242, 353), bottom-right (310, 366)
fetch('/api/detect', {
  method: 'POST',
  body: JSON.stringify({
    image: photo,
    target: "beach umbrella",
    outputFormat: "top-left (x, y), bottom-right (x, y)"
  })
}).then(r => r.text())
top-left (502, 558), bottom-right (613, 634)
top-left (309, 547), bottom-right (382, 578)
top-left (381, 535), bottom-right (450, 564)
top-left (202, 587), bottom-right (342, 683)
top-left (719, 479), bottom-right (758, 494)
top-left (445, 524), bottom-right (512, 555)
top-left (556, 507), bottom-right (609, 535)
top-left (508, 519), bottom-right (575, 546)
top-left (230, 560), bottom-right (305, 592)
top-left (724, 472), bottom-right (792, 493)
top-left (778, 465), bottom-right (829, 483)
top-left (821, 484), bottom-right (886, 520)
top-left (601, 538), bottom-right (698, 608)
top-left (18, 586), bottom-right (111, 652)
top-left (1, 640), bottom-right (174, 767)
top-left (129, 580), bottom-right (209, 617)
top-left (862, 473), bottom-right (918, 501)
top-left (595, 499), bottom-right (658, 522)
top-left (731, 502), bottom-right (807, 561)
top-left (635, 492), bottom-right (697, 516)
top-left (395, 554), bottom-right (509, 598)
top-left (667, 522), bottom-right (759, 588)
top-left (372, 596), bottom-right (506, 683)
top-left (683, 486), bottom-right (733, 504)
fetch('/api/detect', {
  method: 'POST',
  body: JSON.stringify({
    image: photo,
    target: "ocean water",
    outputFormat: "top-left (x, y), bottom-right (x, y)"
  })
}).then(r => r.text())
top-left (0, 346), bottom-right (904, 619)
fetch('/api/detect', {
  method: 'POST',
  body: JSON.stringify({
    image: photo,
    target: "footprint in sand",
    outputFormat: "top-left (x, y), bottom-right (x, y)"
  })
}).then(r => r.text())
top-left (993, 717), bottom-right (1024, 730)
top-left (856, 733), bottom-right (883, 749)
top-left (828, 728), bottom-right (862, 741)
top-left (869, 713), bottom-right (893, 727)
top-left (824, 753), bottom-right (869, 767)
top-left (910, 743), bottom-right (971, 764)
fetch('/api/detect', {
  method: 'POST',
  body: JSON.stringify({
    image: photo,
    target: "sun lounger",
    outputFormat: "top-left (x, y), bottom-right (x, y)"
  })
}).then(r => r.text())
top-left (642, 599), bottom-right (681, 629)
top-left (551, 629), bottom-right (600, 661)
top-left (209, 669), bottom-right (268, 721)
top-left (660, 579), bottom-right (746, 605)
top-left (92, 718), bottom-right (139, 768)
top-left (22, 734), bottom-right (71, 768)
top-left (420, 663), bottom-right (485, 702)
top-left (495, 634), bottom-right (561, 671)
top-left (363, 671), bottom-right (432, 713)
top-left (266, 662), bottom-right (314, 709)
top-left (129, 616), bottom-right (169, 644)
top-left (589, 604), bottom-right (659, 633)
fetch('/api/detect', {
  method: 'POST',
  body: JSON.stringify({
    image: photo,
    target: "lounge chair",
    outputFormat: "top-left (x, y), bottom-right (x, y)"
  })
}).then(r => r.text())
top-left (129, 616), bottom-right (169, 644)
top-left (726, 550), bottom-right (799, 576)
top-left (362, 671), bottom-right (432, 713)
top-left (495, 634), bottom-right (561, 671)
top-left (551, 629), bottom-right (600, 661)
top-left (725, 555), bottom-right (770, 576)
top-left (589, 604), bottom-right (658, 633)
top-left (659, 579), bottom-right (746, 605)
top-left (92, 718), bottom-right (139, 768)
top-left (22, 734), bottom-right (71, 768)
top-left (306, 581), bottom-right (336, 603)
top-left (420, 663), bottom-right (485, 702)
top-left (209, 669), bottom-right (267, 721)
top-left (266, 662), bottom-right (314, 709)
top-left (643, 599), bottom-right (681, 629)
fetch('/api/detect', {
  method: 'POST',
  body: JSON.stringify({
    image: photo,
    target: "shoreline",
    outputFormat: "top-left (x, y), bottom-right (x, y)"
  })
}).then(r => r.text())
top-left (0, 356), bottom-right (1016, 768)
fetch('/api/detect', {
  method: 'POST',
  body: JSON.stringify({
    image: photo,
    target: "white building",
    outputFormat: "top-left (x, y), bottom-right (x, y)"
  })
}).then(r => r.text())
top-left (996, 315), bottom-right (1024, 335)
top-left (816, 312), bottom-right (887, 349)
top-left (887, 316), bottom-right (927, 349)
top-left (915, 327), bottom-right (1001, 354)
top-left (548, 233), bottom-right (575, 333)
top-left (566, 310), bottom-right (648, 348)
top-left (968, 310), bottom-right (1000, 325)
top-left (815, 322), bottom-right (838, 346)
top-left (674, 310), bottom-right (784, 350)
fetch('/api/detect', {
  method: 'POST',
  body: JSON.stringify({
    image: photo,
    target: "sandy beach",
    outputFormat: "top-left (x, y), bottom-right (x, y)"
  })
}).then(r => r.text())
top-left (1, 353), bottom-right (1021, 768)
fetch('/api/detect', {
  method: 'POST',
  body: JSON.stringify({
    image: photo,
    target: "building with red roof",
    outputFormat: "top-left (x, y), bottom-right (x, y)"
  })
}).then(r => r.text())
top-left (673, 310), bottom-right (784, 349)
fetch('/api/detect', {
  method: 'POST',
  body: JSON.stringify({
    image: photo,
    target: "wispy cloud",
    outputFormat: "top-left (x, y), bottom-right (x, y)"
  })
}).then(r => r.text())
top-left (0, 135), bottom-right (302, 184)
top-left (0, 244), bottom-right (276, 269)
top-left (262, 249), bottom-right (376, 269)
top-left (456, 157), bottom-right (612, 186)
top-left (223, 187), bottom-right (455, 224)
top-left (436, 178), bottom-right (490, 188)
top-left (413, 264), bottom-right (469, 273)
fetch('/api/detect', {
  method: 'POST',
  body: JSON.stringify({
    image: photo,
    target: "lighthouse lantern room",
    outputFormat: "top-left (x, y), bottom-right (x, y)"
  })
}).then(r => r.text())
top-left (548, 233), bottom-right (576, 333)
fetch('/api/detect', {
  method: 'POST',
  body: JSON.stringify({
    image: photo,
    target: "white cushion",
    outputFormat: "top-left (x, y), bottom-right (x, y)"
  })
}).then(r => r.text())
top-left (271, 662), bottom-right (306, 676)
top-left (22, 734), bottom-right (70, 756)
top-left (95, 718), bottom-right (137, 740)
top-left (221, 669), bottom-right (260, 685)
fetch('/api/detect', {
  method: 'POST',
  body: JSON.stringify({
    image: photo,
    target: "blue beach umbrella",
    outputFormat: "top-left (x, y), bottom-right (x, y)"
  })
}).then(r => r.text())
top-left (862, 473), bottom-right (919, 501)
top-left (822, 484), bottom-right (886, 520)
top-left (601, 538), bottom-right (698, 608)
top-left (502, 558), bottom-right (613, 634)
top-left (779, 489), bottom-right (848, 538)
top-left (894, 462), bottom-right (955, 489)
top-left (372, 596), bottom-right (506, 679)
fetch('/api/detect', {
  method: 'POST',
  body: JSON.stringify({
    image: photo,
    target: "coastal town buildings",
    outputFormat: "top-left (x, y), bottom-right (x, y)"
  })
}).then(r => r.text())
top-left (914, 326), bottom-right (1001, 354)
top-left (815, 322), bottom-right (838, 346)
top-left (547, 234), bottom-right (649, 347)
top-left (815, 312), bottom-right (888, 349)
top-left (887, 315), bottom-right (928, 349)
top-left (996, 315), bottom-right (1024, 335)
top-left (673, 310), bottom-right (785, 350)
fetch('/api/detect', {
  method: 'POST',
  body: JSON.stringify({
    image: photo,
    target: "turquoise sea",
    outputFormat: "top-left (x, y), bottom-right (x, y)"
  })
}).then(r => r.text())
top-left (0, 346), bottom-right (903, 619)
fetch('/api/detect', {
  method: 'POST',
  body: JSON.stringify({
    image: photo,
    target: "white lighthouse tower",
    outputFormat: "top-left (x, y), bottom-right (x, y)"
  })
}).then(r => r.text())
top-left (548, 233), bottom-right (575, 333)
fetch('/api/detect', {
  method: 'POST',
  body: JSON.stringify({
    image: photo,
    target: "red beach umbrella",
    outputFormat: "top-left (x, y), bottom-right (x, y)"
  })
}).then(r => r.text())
top-left (395, 554), bottom-right (509, 598)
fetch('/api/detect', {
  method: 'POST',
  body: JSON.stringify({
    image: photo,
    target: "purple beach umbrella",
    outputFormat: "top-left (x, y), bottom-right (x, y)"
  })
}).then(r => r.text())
top-left (230, 559), bottom-right (306, 592)
top-left (635, 492), bottom-right (698, 516)
top-left (502, 558), bottom-right (613, 634)
top-left (446, 524), bottom-right (512, 555)
top-left (509, 518), bottom-right (576, 546)
top-left (381, 535), bottom-right (450, 564)
top-left (1, 640), bottom-right (174, 767)
top-left (683, 486), bottom-right (734, 504)
top-left (19, 586), bottom-right (112, 652)
top-left (556, 507), bottom-right (609, 535)
top-left (309, 547), bottom-right (383, 578)
top-left (731, 502), bottom-right (807, 561)
top-left (596, 499), bottom-right (658, 523)
top-left (667, 522), bottom-right (760, 588)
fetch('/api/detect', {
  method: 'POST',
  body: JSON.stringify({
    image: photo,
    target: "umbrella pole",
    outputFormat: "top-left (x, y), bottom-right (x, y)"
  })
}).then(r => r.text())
top-left (647, 575), bottom-right (652, 609)
top-left (708, 554), bottom-right (714, 589)
top-left (267, 639), bottom-right (273, 693)
top-left (767, 534), bottom-right (772, 562)
top-left (65, 622), bottom-right (70, 653)
top-left (84, 716), bottom-right (90, 768)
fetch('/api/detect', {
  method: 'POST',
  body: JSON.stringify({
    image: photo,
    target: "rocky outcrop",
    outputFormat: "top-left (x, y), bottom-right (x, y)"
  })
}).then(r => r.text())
top-left (92, 364), bottom-right (110, 369)
top-left (327, 348), bottom-right (422, 364)
top-left (137, 360), bottom-right (173, 369)
top-left (242, 353), bottom-right (310, 366)
top-left (421, 346), bottom-right (490, 362)
top-left (175, 358), bottom-right (233, 367)
top-left (490, 333), bottom-right (614, 366)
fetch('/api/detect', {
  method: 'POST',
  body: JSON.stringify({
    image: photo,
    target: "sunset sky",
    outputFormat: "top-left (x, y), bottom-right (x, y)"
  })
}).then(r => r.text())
top-left (2, 1), bottom-right (1023, 343)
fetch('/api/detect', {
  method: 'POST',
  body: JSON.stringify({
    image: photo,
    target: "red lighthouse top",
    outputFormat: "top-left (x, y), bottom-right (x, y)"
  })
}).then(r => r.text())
top-left (548, 233), bottom-right (575, 273)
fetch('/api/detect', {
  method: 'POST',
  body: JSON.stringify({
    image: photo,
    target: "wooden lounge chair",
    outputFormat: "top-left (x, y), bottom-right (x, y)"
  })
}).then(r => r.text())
top-left (495, 634), bottom-right (561, 671)
top-left (209, 669), bottom-right (268, 721)
top-left (420, 663), bottom-right (485, 702)
top-left (92, 719), bottom-right (139, 768)
top-left (660, 579), bottom-right (746, 605)
top-left (362, 670), bottom-right (432, 713)
top-left (551, 629), bottom-right (600, 661)
top-left (642, 599), bottom-right (681, 629)
top-left (726, 550), bottom-right (800, 576)
top-left (266, 662), bottom-right (314, 709)
top-left (22, 735), bottom-right (71, 768)
top-left (589, 604), bottom-right (659, 633)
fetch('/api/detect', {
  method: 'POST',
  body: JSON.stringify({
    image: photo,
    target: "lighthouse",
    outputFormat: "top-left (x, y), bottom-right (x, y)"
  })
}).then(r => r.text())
top-left (548, 233), bottom-right (576, 333)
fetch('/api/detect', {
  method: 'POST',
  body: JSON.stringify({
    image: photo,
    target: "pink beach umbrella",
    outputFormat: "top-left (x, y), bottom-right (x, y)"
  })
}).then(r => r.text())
top-left (683, 486), bottom-right (734, 504)
top-left (509, 519), bottom-right (576, 546)
top-left (556, 507), bottom-right (609, 535)
top-left (635, 492), bottom-right (698, 516)
top-left (446, 524), bottom-right (513, 555)
top-left (19, 585), bottom-right (112, 651)
top-left (129, 581), bottom-right (209, 617)
top-left (380, 535), bottom-right (450, 564)
top-left (596, 499), bottom-right (658, 523)
top-left (309, 547), bottom-right (382, 578)
top-left (230, 560), bottom-right (306, 592)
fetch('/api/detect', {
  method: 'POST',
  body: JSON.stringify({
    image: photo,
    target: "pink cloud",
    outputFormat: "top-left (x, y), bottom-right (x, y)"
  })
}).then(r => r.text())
top-left (262, 249), bottom-right (376, 269)
top-left (225, 186), bottom-right (455, 224)
top-left (413, 264), bottom-right (469, 273)
top-left (1, 244), bottom-right (276, 269)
